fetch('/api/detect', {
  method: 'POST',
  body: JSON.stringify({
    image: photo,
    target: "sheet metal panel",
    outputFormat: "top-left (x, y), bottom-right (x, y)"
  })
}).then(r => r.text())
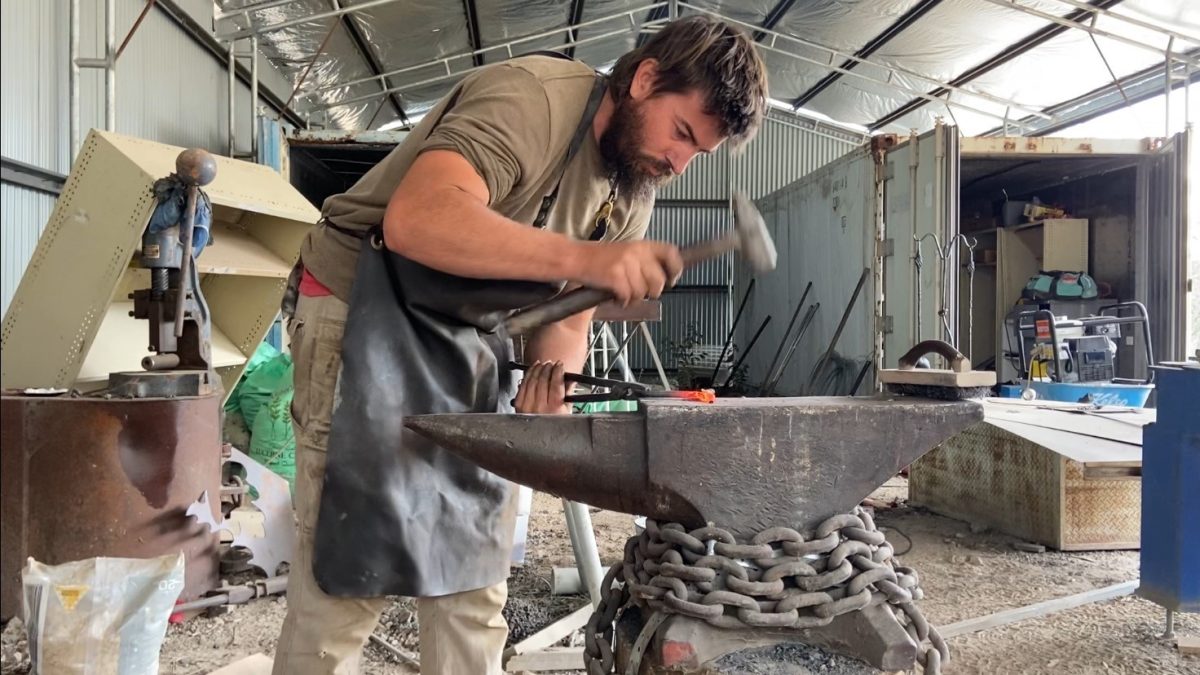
top-left (647, 203), bottom-right (730, 287)
top-left (0, 185), bottom-right (57, 319)
top-left (735, 146), bottom-right (877, 395)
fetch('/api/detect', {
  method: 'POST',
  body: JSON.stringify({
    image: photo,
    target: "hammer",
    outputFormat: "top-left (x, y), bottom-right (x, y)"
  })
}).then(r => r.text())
top-left (504, 191), bottom-right (776, 336)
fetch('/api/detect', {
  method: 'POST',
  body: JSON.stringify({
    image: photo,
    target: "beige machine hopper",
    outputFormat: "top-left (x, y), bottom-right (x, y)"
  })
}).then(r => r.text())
top-left (1, 130), bottom-right (319, 395)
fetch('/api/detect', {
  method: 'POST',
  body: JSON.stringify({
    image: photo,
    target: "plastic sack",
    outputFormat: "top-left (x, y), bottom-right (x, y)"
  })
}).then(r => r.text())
top-left (249, 386), bottom-right (297, 493)
top-left (22, 553), bottom-right (185, 675)
top-left (223, 341), bottom-right (281, 416)
top-left (236, 345), bottom-right (293, 429)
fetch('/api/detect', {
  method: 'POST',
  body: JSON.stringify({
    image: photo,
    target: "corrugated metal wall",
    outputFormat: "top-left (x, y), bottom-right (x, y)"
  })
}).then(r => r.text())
top-left (625, 110), bottom-right (861, 371)
top-left (1, 0), bottom-right (284, 318)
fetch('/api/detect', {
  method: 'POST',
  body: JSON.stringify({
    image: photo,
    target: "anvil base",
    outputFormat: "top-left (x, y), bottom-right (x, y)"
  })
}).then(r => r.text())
top-left (614, 604), bottom-right (915, 674)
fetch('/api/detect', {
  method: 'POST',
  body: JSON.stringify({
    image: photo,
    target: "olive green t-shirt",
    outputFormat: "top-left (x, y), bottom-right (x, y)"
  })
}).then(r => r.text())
top-left (299, 55), bottom-right (655, 302)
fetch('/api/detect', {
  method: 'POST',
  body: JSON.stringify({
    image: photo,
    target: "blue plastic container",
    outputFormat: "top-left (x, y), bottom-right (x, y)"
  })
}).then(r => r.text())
top-left (997, 380), bottom-right (1153, 407)
top-left (1138, 364), bottom-right (1200, 612)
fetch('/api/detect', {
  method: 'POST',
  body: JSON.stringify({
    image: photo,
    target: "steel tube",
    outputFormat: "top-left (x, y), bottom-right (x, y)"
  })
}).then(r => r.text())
top-left (974, 0), bottom-right (1200, 68)
top-left (1046, 0), bottom-right (1200, 45)
top-left (762, 281), bottom-right (811, 393)
top-left (116, 0), bottom-right (158, 60)
top-left (312, 22), bottom-right (668, 110)
top-left (679, 1), bottom-right (1051, 122)
top-left (70, 0), bottom-right (80, 159)
top-left (806, 268), bottom-right (870, 395)
top-left (105, 0), bottom-right (116, 131)
top-left (764, 303), bottom-right (818, 397)
top-left (250, 36), bottom-right (259, 158)
top-left (710, 279), bottom-right (755, 386)
top-left (723, 315), bottom-right (772, 389)
top-left (562, 500), bottom-right (604, 608)
top-left (227, 41), bottom-right (236, 156)
top-left (640, 323), bottom-right (671, 389)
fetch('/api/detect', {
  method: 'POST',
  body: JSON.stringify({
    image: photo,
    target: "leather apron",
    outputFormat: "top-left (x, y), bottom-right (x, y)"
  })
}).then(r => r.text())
top-left (311, 70), bottom-right (607, 598)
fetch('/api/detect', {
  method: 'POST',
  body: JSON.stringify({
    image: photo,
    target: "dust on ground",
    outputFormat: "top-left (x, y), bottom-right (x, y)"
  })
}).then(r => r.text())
top-left (4, 487), bottom-right (1198, 674)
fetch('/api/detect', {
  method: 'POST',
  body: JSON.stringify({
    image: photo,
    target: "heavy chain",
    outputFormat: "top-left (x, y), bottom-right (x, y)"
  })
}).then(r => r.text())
top-left (582, 507), bottom-right (947, 675)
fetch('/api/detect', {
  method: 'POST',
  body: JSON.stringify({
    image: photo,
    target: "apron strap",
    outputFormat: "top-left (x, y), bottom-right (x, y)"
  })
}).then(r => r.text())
top-left (532, 75), bottom-right (608, 229)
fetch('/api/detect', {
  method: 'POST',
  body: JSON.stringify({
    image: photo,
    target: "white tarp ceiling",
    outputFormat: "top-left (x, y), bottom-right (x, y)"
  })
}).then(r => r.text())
top-left (214, 0), bottom-right (1200, 136)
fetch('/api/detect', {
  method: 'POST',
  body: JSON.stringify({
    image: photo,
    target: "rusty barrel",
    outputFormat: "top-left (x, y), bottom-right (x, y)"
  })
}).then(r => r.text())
top-left (0, 392), bottom-right (221, 619)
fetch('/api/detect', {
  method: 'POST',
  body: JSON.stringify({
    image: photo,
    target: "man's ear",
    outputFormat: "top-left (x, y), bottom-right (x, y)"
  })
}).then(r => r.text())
top-left (630, 58), bottom-right (659, 101)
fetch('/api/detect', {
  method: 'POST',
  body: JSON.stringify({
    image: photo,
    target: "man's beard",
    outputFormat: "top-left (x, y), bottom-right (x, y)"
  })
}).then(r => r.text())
top-left (599, 98), bottom-right (674, 201)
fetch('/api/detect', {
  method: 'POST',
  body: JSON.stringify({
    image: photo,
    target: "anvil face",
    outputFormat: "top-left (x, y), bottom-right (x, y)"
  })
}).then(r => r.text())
top-left (406, 397), bottom-right (982, 536)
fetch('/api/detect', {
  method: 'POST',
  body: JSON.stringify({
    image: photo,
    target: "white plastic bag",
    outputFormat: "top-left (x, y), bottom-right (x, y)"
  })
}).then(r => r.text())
top-left (21, 553), bottom-right (185, 675)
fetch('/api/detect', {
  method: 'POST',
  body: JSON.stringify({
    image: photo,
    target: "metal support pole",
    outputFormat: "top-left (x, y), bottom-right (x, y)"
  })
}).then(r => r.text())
top-left (228, 41), bottom-right (237, 156)
top-left (250, 36), bottom-right (259, 158)
top-left (69, 0), bottom-right (80, 159)
top-left (1163, 608), bottom-right (1176, 640)
top-left (639, 323), bottom-right (671, 389)
top-left (1165, 38), bottom-right (1175, 137)
top-left (562, 499), bottom-right (603, 608)
top-left (105, 0), bottom-right (116, 131)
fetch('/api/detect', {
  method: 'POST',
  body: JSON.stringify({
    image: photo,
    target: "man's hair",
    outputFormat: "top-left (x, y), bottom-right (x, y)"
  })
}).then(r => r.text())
top-left (608, 16), bottom-right (769, 149)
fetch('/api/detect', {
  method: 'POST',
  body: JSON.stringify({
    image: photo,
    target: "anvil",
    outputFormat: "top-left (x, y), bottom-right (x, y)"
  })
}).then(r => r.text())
top-left (406, 396), bottom-right (981, 537)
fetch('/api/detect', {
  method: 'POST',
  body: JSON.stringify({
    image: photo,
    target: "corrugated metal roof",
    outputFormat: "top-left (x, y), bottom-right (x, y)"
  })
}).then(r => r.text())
top-left (214, 0), bottom-right (1198, 136)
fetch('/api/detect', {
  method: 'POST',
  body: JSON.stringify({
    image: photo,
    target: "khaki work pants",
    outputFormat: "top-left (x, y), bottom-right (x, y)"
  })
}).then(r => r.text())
top-left (273, 293), bottom-right (509, 675)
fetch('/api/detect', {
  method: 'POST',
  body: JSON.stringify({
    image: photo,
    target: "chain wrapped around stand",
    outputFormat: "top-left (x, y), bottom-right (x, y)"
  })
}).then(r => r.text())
top-left (582, 507), bottom-right (947, 675)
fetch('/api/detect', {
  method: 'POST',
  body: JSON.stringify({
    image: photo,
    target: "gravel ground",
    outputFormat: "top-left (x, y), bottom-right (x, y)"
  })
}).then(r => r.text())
top-left (4, 486), bottom-right (1197, 674)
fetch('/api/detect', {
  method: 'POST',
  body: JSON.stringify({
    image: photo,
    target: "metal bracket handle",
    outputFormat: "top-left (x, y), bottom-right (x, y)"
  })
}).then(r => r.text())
top-left (897, 340), bottom-right (971, 373)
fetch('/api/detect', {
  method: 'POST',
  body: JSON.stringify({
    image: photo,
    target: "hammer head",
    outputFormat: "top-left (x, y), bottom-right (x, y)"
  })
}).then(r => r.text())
top-left (733, 191), bottom-right (777, 273)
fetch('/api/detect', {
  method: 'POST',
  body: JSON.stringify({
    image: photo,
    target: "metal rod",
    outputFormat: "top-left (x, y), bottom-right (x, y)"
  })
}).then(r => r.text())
top-left (763, 303), bottom-right (818, 397)
top-left (105, 0), bottom-right (116, 131)
top-left (284, 20), bottom-right (340, 111)
top-left (222, 0), bottom-right (410, 41)
top-left (1046, 0), bottom-right (1200, 47)
top-left (723, 315), bottom-right (772, 389)
top-left (710, 279), bottom-right (755, 385)
top-left (70, 0), bottom-right (80, 159)
top-left (974, 0), bottom-right (1200, 68)
top-left (1164, 608), bottom-right (1175, 640)
top-left (174, 185), bottom-right (199, 338)
top-left (562, 500), bottom-right (603, 608)
top-left (227, 41), bottom-right (236, 156)
top-left (116, 0), bottom-right (157, 60)
top-left (600, 325), bottom-right (639, 380)
top-left (850, 359), bottom-right (872, 395)
top-left (1165, 38), bottom-right (1174, 137)
top-left (640, 322), bottom-right (672, 389)
top-left (806, 268), bottom-right (870, 395)
top-left (311, 21), bottom-right (668, 111)
top-left (250, 35), bottom-right (259, 159)
top-left (762, 282), bottom-right (812, 393)
top-left (679, 1), bottom-right (1051, 122)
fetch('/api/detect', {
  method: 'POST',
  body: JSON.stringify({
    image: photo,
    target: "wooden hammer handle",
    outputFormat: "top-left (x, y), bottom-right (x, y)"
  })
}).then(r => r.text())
top-left (503, 237), bottom-right (737, 336)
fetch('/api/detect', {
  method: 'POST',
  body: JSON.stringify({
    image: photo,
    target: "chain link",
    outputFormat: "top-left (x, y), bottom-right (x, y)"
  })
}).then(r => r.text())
top-left (582, 507), bottom-right (947, 674)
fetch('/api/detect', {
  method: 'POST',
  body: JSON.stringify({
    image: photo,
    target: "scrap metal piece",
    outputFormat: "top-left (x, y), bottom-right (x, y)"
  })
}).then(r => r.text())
top-left (186, 490), bottom-right (221, 534)
top-left (225, 447), bottom-right (295, 578)
top-left (406, 396), bottom-right (983, 536)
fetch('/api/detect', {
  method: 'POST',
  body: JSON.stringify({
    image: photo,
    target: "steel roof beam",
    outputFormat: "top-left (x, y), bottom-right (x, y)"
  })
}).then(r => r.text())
top-left (461, 0), bottom-right (485, 68)
top-left (676, 2), bottom-right (1049, 125)
top-left (335, 1), bottom-right (408, 127)
top-left (302, 3), bottom-right (667, 100)
top-left (636, 4), bottom-right (671, 48)
top-left (868, 0), bottom-right (1125, 131)
top-left (978, 54), bottom-right (1199, 136)
top-left (753, 0), bottom-right (799, 41)
top-left (1044, 0), bottom-right (1199, 49)
top-left (790, 0), bottom-right (943, 109)
top-left (565, 0), bottom-right (588, 59)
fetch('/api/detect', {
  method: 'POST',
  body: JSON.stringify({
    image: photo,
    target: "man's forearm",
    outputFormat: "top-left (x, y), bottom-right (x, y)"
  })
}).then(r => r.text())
top-left (524, 309), bottom-right (593, 376)
top-left (384, 184), bottom-right (589, 283)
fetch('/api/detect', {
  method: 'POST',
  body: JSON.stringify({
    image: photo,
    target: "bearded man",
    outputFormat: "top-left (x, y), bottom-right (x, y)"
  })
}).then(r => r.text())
top-left (272, 15), bottom-right (768, 675)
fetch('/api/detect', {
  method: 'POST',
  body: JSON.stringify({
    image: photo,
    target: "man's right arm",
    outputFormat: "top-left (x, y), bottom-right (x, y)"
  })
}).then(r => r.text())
top-left (382, 149), bottom-right (682, 305)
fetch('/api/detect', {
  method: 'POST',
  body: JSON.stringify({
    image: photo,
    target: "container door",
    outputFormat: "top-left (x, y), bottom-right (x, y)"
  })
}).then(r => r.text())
top-left (881, 122), bottom-right (960, 370)
top-left (1136, 129), bottom-right (1191, 364)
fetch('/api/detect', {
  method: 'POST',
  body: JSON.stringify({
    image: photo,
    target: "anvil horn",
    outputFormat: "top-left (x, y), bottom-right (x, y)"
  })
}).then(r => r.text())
top-left (406, 397), bottom-right (983, 536)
